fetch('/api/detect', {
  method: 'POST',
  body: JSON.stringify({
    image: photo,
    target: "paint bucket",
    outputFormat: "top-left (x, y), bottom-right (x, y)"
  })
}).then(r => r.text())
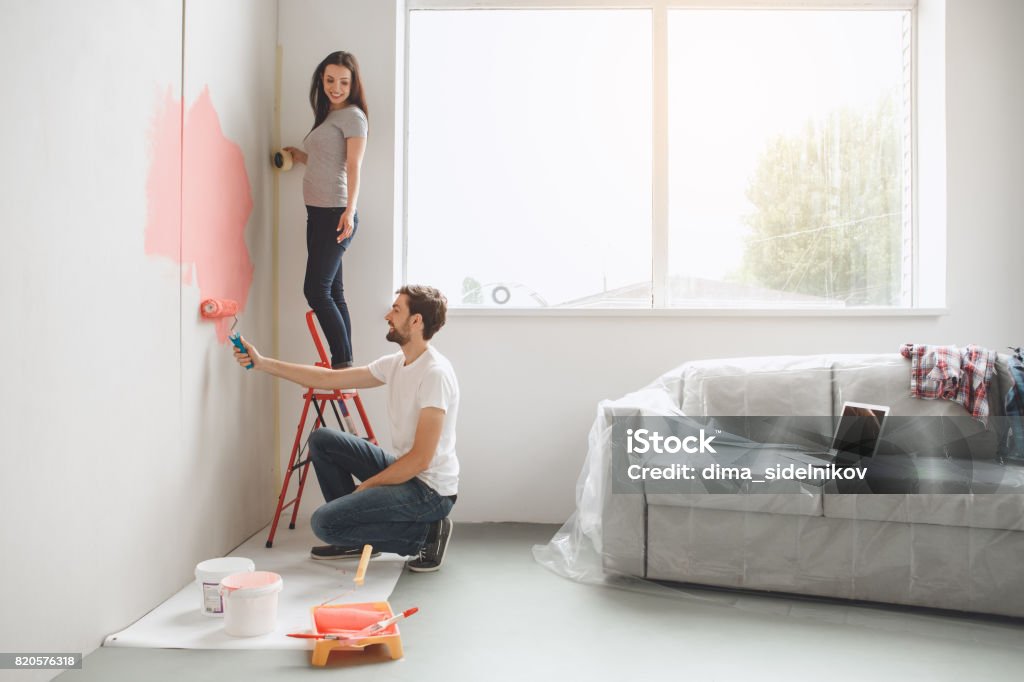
top-left (195, 557), bottom-right (255, 617)
top-left (220, 571), bottom-right (284, 637)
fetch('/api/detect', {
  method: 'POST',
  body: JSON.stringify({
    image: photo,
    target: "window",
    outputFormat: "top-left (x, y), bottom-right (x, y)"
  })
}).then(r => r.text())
top-left (405, 2), bottom-right (918, 310)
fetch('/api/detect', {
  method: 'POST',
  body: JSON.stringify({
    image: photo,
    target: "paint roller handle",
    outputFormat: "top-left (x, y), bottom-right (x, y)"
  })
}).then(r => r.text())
top-left (230, 332), bottom-right (254, 370)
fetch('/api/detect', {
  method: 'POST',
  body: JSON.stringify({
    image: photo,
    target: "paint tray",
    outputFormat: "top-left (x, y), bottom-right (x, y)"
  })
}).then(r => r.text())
top-left (308, 601), bottom-right (403, 665)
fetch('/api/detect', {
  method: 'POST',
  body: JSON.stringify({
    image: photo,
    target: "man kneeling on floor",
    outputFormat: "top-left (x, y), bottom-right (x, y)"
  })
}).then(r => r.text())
top-left (233, 285), bottom-right (458, 572)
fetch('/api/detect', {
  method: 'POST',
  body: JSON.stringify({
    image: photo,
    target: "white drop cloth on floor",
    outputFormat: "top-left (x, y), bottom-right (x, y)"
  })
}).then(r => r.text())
top-left (104, 519), bottom-right (406, 650)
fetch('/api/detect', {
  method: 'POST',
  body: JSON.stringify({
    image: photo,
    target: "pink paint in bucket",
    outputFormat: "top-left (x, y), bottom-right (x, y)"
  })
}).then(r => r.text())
top-left (220, 571), bottom-right (283, 637)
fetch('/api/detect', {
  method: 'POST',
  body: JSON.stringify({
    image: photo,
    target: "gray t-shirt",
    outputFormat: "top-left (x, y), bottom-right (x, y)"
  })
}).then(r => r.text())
top-left (302, 106), bottom-right (368, 208)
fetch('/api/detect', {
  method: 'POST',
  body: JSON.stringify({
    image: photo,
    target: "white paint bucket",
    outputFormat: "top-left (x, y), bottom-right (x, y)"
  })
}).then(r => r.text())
top-left (220, 571), bottom-right (284, 637)
top-left (194, 557), bottom-right (255, 617)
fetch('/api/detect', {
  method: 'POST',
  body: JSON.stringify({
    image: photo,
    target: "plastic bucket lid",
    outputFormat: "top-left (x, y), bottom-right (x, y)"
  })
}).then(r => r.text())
top-left (220, 571), bottom-right (283, 599)
top-left (195, 557), bottom-right (255, 582)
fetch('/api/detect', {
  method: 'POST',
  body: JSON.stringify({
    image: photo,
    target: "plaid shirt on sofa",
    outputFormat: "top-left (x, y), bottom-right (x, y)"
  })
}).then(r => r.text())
top-left (899, 343), bottom-right (997, 425)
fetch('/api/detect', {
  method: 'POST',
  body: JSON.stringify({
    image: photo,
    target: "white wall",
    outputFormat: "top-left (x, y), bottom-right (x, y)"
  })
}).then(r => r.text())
top-left (279, 0), bottom-right (1024, 523)
top-left (276, 0), bottom-right (405, 512)
top-left (0, 0), bottom-right (277, 673)
top-left (180, 0), bottom-right (279, 565)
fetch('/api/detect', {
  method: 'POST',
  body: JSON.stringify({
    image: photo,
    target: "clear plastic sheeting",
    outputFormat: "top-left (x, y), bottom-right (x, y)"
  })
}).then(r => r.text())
top-left (534, 353), bottom-right (1024, 643)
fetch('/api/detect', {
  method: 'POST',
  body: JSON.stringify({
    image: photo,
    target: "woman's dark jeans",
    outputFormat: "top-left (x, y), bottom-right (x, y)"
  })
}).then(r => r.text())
top-left (303, 205), bottom-right (358, 368)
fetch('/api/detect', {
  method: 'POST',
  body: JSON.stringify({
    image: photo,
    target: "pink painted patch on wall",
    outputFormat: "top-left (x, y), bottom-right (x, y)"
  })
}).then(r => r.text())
top-left (145, 86), bottom-right (254, 342)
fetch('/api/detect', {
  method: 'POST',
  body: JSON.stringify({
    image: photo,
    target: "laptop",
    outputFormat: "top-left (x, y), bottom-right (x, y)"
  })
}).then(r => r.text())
top-left (787, 401), bottom-right (890, 467)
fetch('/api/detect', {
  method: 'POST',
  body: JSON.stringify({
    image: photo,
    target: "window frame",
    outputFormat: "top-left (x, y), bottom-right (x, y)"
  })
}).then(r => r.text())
top-left (403, 0), bottom-right (941, 316)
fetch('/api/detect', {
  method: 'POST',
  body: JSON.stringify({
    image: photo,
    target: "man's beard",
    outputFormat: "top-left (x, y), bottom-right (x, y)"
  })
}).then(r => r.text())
top-left (386, 326), bottom-right (409, 345)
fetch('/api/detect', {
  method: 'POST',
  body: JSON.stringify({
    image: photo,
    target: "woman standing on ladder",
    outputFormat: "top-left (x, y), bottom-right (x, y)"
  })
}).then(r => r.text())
top-left (284, 51), bottom-right (368, 368)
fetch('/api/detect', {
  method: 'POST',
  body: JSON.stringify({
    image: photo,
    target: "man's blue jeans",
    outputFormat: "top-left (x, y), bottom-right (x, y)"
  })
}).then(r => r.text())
top-left (308, 428), bottom-right (454, 556)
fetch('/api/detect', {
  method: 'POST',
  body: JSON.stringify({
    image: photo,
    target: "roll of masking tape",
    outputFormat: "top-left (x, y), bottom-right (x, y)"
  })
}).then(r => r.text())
top-left (272, 148), bottom-right (293, 171)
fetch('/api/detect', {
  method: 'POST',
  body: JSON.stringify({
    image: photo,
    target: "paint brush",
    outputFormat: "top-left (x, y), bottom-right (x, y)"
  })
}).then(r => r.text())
top-left (349, 607), bottom-right (419, 637)
top-left (286, 607), bottom-right (419, 642)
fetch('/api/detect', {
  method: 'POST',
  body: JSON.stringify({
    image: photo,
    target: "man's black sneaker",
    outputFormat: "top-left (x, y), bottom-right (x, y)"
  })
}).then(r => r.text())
top-left (310, 545), bottom-right (382, 560)
top-left (408, 518), bottom-right (453, 572)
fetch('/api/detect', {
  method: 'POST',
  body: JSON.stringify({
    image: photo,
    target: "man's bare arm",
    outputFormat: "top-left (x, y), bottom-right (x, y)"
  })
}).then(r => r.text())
top-left (355, 407), bottom-right (445, 490)
top-left (233, 336), bottom-right (384, 391)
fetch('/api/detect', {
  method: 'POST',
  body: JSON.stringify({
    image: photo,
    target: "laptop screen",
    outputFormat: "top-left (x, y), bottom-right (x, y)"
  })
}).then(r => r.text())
top-left (833, 402), bottom-right (889, 457)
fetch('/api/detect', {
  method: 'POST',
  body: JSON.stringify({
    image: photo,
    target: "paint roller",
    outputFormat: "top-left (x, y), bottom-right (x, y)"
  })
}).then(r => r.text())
top-left (200, 298), bottom-right (252, 369)
top-left (271, 148), bottom-right (293, 171)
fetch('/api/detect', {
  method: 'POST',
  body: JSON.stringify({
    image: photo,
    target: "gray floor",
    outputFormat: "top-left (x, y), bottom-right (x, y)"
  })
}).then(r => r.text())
top-left (58, 523), bottom-right (1024, 682)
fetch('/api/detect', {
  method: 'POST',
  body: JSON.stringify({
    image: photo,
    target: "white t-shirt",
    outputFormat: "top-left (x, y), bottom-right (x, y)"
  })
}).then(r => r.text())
top-left (367, 347), bottom-right (459, 496)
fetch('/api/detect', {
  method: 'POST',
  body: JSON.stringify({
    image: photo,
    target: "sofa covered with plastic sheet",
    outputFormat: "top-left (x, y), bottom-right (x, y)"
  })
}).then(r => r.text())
top-left (599, 353), bottom-right (1024, 618)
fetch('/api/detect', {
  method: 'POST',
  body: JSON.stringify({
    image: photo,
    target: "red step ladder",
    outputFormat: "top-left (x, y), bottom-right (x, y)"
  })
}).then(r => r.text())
top-left (265, 311), bottom-right (378, 548)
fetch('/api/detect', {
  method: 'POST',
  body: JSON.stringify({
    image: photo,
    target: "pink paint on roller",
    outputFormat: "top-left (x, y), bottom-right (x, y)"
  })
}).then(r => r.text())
top-left (145, 87), bottom-right (254, 342)
top-left (200, 298), bottom-right (239, 319)
top-left (314, 607), bottom-right (387, 632)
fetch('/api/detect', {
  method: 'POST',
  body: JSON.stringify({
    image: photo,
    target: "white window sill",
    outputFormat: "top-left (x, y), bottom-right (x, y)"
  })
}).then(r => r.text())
top-left (447, 307), bottom-right (949, 318)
